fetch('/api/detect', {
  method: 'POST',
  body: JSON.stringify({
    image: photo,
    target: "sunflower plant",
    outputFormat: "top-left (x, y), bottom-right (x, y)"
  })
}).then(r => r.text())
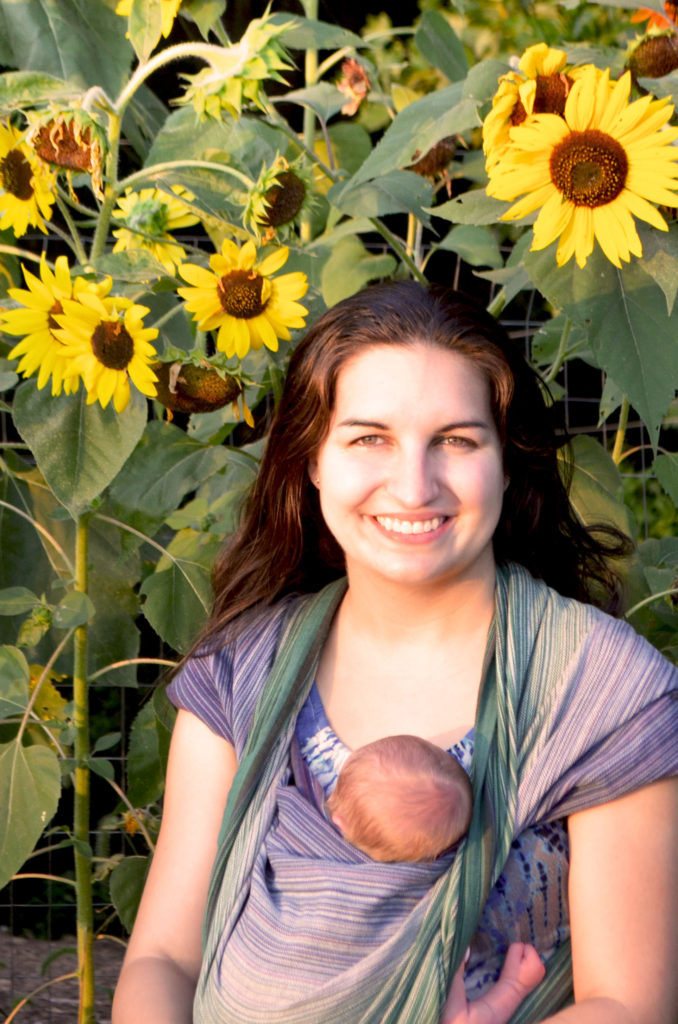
top-left (0, 1), bottom-right (677, 1022)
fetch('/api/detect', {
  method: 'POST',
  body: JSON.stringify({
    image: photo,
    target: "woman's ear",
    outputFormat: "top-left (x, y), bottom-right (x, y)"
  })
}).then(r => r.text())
top-left (308, 460), bottom-right (319, 487)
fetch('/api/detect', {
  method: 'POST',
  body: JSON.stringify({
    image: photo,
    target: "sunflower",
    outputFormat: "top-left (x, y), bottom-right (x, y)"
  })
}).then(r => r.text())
top-left (482, 44), bottom-right (594, 170)
top-left (487, 67), bottom-right (678, 269)
top-left (2, 255), bottom-right (111, 396)
top-left (243, 157), bottom-right (313, 240)
top-left (54, 292), bottom-right (158, 413)
top-left (0, 122), bottom-right (56, 237)
top-left (177, 239), bottom-right (309, 359)
top-left (112, 185), bottom-right (200, 273)
top-left (116, 0), bottom-right (181, 38)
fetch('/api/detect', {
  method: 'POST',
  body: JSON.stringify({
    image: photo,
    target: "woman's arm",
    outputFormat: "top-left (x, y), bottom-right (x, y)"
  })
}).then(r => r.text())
top-left (112, 709), bottom-right (238, 1024)
top-left (542, 775), bottom-right (678, 1024)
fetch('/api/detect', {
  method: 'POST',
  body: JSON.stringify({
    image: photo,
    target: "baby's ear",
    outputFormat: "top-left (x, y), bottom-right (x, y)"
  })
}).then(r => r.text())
top-left (330, 810), bottom-right (346, 832)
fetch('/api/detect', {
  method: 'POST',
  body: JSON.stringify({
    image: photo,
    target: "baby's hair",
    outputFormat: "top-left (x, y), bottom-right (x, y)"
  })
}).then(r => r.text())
top-left (327, 734), bottom-right (473, 862)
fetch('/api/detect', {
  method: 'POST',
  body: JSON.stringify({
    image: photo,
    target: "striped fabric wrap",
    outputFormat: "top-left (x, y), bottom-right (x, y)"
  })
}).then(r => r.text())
top-left (193, 563), bottom-right (678, 1024)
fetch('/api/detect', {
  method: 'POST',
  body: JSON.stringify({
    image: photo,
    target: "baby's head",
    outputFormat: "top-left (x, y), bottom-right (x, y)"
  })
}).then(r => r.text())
top-left (326, 734), bottom-right (473, 862)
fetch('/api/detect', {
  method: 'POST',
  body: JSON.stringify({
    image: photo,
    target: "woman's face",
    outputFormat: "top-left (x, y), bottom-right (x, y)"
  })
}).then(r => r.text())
top-left (309, 343), bottom-right (506, 592)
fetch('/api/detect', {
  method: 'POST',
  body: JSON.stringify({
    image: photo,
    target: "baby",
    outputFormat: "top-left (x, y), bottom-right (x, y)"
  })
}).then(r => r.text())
top-left (326, 733), bottom-right (473, 862)
top-left (327, 734), bottom-right (545, 1024)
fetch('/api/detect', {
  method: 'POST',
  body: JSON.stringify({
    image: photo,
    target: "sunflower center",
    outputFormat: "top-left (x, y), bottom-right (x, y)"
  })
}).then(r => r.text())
top-left (1, 149), bottom-right (34, 200)
top-left (549, 129), bottom-right (628, 207)
top-left (217, 270), bottom-right (266, 319)
top-left (264, 171), bottom-right (306, 228)
top-left (91, 319), bottom-right (134, 370)
top-left (47, 299), bottom-right (64, 333)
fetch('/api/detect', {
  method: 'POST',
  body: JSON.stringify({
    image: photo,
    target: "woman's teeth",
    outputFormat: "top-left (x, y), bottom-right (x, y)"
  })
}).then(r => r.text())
top-left (375, 516), bottom-right (446, 535)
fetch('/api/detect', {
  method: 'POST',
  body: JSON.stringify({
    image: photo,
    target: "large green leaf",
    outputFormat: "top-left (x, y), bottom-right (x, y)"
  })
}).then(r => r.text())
top-left (0, 645), bottom-right (30, 719)
top-left (653, 453), bottom-right (678, 505)
top-left (182, 0), bottom-right (226, 39)
top-left (282, 83), bottom-right (346, 123)
top-left (127, 699), bottom-right (172, 806)
top-left (147, 106), bottom-right (286, 172)
top-left (414, 10), bottom-right (468, 83)
top-left (349, 84), bottom-right (480, 186)
top-left (0, 70), bottom-right (79, 111)
top-left (85, 515), bottom-right (141, 687)
top-left (110, 855), bottom-right (150, 932)
top-left (328, 170), bottom-right (433, 222)
top-left (430, 189), bottom-right (510, 225)
top-left (0, 0), bottom-right (133, 97)
top-left (525, 244), bottom-right (678, 446)
top-left (0, 739), bottom-right (61, 889)
top-left (560, 435), bottom-right (635, 538)
top-left (127, 0), bottom-right (163, 61)
top-left (320, 237), bottom-right (397, 307)
top-left (140, 530), bottom-right (220, 652)
top-left (436, 225), bottom-right (502, 269)
top-left (12, 382), bottom-right (147, 516)
top-left (269, 13), bottom-right (364, 50)
top-left (109, 420), bottom-right (230, 535)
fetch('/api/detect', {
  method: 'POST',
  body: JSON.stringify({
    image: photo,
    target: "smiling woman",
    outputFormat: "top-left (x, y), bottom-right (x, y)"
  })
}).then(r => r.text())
top-left (113, 281), bottom-right (678, 1024)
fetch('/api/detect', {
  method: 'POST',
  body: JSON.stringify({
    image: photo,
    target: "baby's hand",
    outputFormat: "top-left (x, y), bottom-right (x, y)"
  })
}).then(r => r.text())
top-left (439, 942), bottom-right (545, 1024)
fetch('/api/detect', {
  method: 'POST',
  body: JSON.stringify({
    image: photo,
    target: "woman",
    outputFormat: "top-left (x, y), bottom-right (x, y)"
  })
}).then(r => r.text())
top-left (113, 282), bottom-right (678, 1024)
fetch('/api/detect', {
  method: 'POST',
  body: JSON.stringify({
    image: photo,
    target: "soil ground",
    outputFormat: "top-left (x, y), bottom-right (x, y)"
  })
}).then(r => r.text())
top-left (0, 930), bottom-right (125, 1023)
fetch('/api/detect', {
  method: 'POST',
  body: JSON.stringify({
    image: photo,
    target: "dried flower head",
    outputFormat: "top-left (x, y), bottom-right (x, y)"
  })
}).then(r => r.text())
top-left (337, 58), bottom-right (371, 116)
top-left (152, 359), bottom-right (241, 415)
top-left (628, 32), bottom-right (678, 80)
top-left (27, 111), bottom-right (106, 200)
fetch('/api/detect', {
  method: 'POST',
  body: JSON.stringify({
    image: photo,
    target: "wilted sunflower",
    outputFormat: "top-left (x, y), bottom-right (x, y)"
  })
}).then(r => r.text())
top-left (116, 0), bottom-right (181, 38)
top-left (487, 67), bottom-right (678, 268)
top-left (2, 254), bottom-right (111, 396)
top-left (112, 185), bottom-right (200, 273)
top-left (0, 122), bottom-right (56, 237)
top-left (482, 44), bottom-right (594, 170)
top-left (177, 239), bottom-right (308, 359)
top-left (54, 292), bottom-right (158, 413)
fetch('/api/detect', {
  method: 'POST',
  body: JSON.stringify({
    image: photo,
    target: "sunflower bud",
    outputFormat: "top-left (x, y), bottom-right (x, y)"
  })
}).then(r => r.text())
top-left (152, 361), bottom-right (241, 415)
top-left (628, 32), bottom-right (678, 80)
top-left (27, 111), bottom-right (106, 200)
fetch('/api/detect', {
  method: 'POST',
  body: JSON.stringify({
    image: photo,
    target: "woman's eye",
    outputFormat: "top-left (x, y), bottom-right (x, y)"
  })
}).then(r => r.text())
top-left (353, 435), bottom-right (384, 447)
top-left (440, 435), bottom-right (476, 448)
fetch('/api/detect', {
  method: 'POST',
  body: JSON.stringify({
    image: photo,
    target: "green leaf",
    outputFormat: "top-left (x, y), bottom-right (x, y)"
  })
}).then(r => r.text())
top-left (110, 855), bottom-right (150, 932)
top-left (430, 189), bottom-right (510, 225)
top-left (269, 13), bottom-right (365, 50)
top-left (128, 0), bottom-right (163, 61)
top-left (0, 588), bottom-right (41, 616)
top-left (328, 170), bottom-right (433, 221)
top-left (91, 250), bottom-right (172, 284)
top-left (463, 59), bottom-right (511, 103)
top-left (86, 756), bottom-right (115, 781)
top-left (0, 739), bottom-right (61, 889)
top-left (127, 699), bottom-right (171, 806)
top-left (560, 435), bottom-right (634, 538)
top-left (636, 224), bottom-right (678, 316)
top-left (147, 106), bottom-right (286, 173)
top-left (0, 0), bottom-right (133, 97)
top-left (0, 71), bottom-right (78, 111)
top-left (320, 237), bottom-right (397, 307)
top-left (350, 84), bottom-right (480, 186)
top-left (415, 10), bottom-right (468, 82)
top-left (524, 245), bottom-right (678, 446)
top-left (653, 453), bottom-right (678, 505)
top-left (12, 383), bottom-right (148, 516)
top-left (140, 531), bottom-right (219, 653)
top-left (109, 420), bottom-right (230, 535)
top-left (182, 0), bottom-right (226, 38)
top-left (436, 225), bottom-right (502, 268)
top-left (0, 645), bottom-right (31, 719)
top-left (282, 83), bottom-right (346, 123)
top-left (92, 732), bottom-right (121, 754)
top-left (52, 591), bottom-right (96, 630)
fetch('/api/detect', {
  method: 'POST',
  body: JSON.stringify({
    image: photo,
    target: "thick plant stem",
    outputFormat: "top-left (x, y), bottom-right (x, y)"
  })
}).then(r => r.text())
top-left (300, 0), bottom-right (319, 242)
top-left (611, 396), bottom-right (630, 465)
top-left (73, 515), bottom-right (94, 1024)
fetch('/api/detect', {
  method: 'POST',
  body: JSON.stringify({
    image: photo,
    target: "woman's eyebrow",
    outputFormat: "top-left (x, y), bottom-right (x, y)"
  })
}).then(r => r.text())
top-left (336, 418), bottom-right (491, 430)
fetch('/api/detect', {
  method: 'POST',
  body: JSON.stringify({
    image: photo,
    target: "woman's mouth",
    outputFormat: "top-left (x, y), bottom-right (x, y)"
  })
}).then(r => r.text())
top-left (373, 515), bottom-right (447, 535)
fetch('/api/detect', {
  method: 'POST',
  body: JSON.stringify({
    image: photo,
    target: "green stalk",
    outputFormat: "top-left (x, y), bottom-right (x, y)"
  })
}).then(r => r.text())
top-left (72, 514), bottom-right (94, 1024)
top-left (300, 0), bottom-right (319, 242)
top-left (543, 318), bottom-right (571, 385)
top-left (89, 109), bottom-right (122, 262)
top-left (611, 396), bottom-right (630, 465)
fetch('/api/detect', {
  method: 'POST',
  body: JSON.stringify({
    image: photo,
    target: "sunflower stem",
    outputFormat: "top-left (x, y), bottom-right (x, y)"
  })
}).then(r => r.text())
top-left (611, 396), bottom-right (630, 465)
top-left (299, 0), bottom-right (319, 243)
top-left (543, 317), bottom-right (572, 385)
top-left (368, 218), bottom-right (427, 282)
top-left (119, 159), bottom-right (254, 194)
top-left (72, 514), bottom-right (95, 1024)
top-left (486, 288), bottom-right (507, 318)
top-left (90, 110), bottom-right (122, 263)
top-left (55, 196), bottom-right (88, 265)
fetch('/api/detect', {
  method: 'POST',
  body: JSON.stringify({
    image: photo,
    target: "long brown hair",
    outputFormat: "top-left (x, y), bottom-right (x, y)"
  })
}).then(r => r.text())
top-left (195, 280), bottom-right (629, 651)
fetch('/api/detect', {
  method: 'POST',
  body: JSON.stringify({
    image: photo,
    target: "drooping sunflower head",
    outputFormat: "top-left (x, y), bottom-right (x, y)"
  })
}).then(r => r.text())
top-left (112, 185), bottom-right (200, 273)
top-left (628, 31), bottom-right (678, 81)
top-left (487, 67), bottom-right (678, 268)
top-left (54, 292), bottom-right (159, 413)
top-left (26, 110), bottom-right (106, 201)
top-left (178, 16), bottom-right (294, 120)
top-left (337, 58), bottom-right (371, 116)
top-left (482, 44), bottom-right (590, 169)
top-left (152, 358), bottom-right (242, 415)
top-left (0, 122), bottom-right (56, 237)
top-left (244, 157), bottom-right (313, 240)
top-left (177, 237), bottom-right (309, 360)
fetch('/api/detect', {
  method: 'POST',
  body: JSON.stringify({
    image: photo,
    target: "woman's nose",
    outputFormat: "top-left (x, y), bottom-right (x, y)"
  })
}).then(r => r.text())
top-left (385, 447), bottom-right (440, 508)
